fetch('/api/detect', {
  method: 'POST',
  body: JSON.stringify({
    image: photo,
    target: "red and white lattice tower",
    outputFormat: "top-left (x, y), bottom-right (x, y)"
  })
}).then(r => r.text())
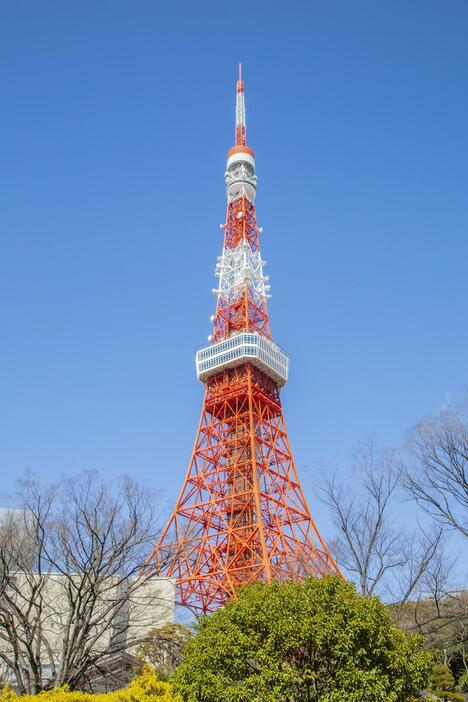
top-left (146, 66), bottom-right (341, 613)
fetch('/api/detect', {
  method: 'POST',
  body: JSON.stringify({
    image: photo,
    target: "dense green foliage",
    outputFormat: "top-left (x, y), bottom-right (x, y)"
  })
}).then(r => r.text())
top-left (0, 667), bottom-right (180, 702)
top-left (430, 664), bottom-right (457, 691)
top-left (428, 664), bottom-right (464, 701)
top-left (173, 576), bottom-right (434, 702)
top-left (457, 672), bottom-right (468, 693)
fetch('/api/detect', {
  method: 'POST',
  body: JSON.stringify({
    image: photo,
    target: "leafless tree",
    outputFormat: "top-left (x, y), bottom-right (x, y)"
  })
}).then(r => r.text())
top-left (396, 394), bottom-right (468, 665)
top-left (396, 547), bottom-right (468, 668)
top-left (0, 472), bottom-right (172, 693)
top-left (317, 439), bottom-right (443, 604)
top-left (403, 395), bottom-right (468, 539)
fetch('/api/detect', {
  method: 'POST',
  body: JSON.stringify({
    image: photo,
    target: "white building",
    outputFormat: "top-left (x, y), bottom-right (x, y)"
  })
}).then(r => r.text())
top-left (0, 570), bottom-right (175, 690)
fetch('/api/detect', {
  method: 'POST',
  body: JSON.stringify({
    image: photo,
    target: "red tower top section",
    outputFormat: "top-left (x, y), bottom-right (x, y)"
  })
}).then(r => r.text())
top-left (229, 64), bottom-right (254, 160)
top-left (235, 62), bottom-right (247, 147)
top-left (211, 68), bottom-right (271, 344)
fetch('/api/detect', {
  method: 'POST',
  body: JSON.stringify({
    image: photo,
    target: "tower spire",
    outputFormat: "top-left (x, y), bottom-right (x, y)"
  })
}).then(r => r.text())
top-left (235, 62), bottom-right (246, 146)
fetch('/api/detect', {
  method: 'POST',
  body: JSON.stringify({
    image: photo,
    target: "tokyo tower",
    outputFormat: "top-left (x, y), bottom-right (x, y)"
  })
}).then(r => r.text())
top-left (147, 66), bottom-right (340, 613)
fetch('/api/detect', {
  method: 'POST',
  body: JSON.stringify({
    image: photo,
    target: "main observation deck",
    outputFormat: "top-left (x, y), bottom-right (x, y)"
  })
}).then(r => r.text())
top-left (196, 332), bottom-right (289, 387)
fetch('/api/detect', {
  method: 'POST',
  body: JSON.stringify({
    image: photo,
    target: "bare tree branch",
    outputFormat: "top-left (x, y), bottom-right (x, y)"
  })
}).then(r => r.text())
top-left (0, 472), bottom-right (173, 693)
top-left (403, 396), bottom-right (468, 538)
top-left (317, 438), bottom-right (442, 605)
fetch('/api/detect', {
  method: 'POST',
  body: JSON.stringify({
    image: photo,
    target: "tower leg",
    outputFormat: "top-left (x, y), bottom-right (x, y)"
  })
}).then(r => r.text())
top-left (146, 365), bottom-right (340, 614)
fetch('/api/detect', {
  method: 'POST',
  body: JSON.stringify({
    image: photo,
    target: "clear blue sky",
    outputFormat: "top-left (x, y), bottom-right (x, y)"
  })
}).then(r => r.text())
top-left (1, 2), bottom-right (467, 547)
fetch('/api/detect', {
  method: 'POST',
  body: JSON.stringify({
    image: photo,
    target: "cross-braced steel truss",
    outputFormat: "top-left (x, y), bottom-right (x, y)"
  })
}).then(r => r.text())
top-left (147, 366), bottom-right (340, 614)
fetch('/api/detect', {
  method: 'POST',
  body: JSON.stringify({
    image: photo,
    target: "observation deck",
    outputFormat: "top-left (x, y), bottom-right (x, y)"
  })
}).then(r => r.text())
top-left (196, 332), bottom-right (289, 387)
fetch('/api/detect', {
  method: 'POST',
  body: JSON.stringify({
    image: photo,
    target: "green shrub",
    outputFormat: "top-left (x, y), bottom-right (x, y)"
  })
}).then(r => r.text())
top-left (430, 664), bottom-right (456, 692)
top-left (428, 664), bottom-right (464, 701)
top-left (457, 671), bottom-right (468, 693)
top-left (173, 575), bottom-right (434, 702)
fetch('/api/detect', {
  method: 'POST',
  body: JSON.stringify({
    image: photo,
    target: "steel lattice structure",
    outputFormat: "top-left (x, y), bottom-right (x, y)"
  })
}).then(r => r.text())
top-left (146, 66), bottom-right (341, 613)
